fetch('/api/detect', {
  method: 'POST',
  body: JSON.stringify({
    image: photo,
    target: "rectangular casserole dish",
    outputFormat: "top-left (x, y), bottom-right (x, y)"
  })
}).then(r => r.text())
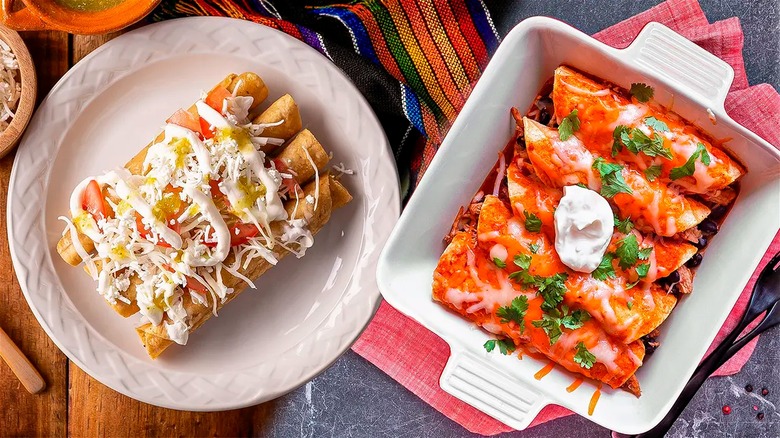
top-left (375, 17), bottom-right (780, 434)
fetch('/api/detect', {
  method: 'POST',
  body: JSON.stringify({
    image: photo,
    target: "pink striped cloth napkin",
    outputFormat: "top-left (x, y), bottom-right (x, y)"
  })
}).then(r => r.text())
top-left (351, 0), bottom-right (780, 434)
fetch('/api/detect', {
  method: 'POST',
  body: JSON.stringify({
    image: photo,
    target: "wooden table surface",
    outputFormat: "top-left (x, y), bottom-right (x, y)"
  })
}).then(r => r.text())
top-left (1, 29), bottom-right (277, 436)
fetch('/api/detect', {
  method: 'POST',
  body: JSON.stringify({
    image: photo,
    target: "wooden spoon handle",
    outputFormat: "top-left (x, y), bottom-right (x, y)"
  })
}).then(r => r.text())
top-left (0, 326), bottom-right (45, 394)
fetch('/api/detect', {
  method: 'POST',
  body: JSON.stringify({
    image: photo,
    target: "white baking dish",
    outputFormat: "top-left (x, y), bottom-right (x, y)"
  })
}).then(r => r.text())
top-left (375, 17), bottom-right (780, 434)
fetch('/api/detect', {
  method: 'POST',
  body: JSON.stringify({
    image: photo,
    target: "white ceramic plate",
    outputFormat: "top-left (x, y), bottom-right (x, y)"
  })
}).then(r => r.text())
top-left (377, 18), bottom-right (780, 434)
top-left (8, 17), bottom-right (399, 410)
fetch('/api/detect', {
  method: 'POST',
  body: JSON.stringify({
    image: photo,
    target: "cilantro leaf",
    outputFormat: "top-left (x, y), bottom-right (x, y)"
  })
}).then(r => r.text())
top-left (484, 339), bottom-right (516, 355)
top-left (644, 164), bottom-right (662, 182)
top-left (573, 342), bottom-right (597, 369)
top-left (558, 109), bottom-right (581, 141)
top-left (630, 83), bottom-right (654, 102)
top-left (645, 134), bottom-right (674, 159)
top-left (644, 116), bottom-right (669, 132)
top-left (576, 182), bottom-right (588, 189)
top-left (615, 234), bottom-right (639, 270)
top-left (561, 309), bottom-right (591, 330)
top-left (626, 280), bottom-right (640, 289)
top-left (638, 247), bottom-right (653, 260)
top-left (593, 158), bottom-right (633, 198)
top-left (532, 314), bottom-right (564, 345)
top-left (619, 128), bottom-right (673, 159)
top-left (592, 253), bottom-right (617, 281)
top-left (700, 143), bottom-right (711, 165)
top-left (529, 243), bottom-right (540, 254)
top-left (627, 300), bottom-right (633, 310)
top-left (636, 263), bottom-right (650, 278)
top-left (537, 273), bottom-right (569, 312)
top-left (670, 142), bottom-right (710, 180)
top-left (514, 254), bottom-right (532, 270)
top-left (493, 257), bottom-right (506, 269)
top-left (524, 211), bottom-right (542, 233)
top-left (496, 296), bottom-right (529, 330)
top-left (614, 214), bottom-right (634, 234)
top-left (508, 269), bottom-right (534, 284)
top-left (612, 125), bottom-right (630, 157)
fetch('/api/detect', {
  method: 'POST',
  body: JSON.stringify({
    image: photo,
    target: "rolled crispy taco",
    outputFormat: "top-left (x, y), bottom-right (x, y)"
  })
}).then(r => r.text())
top-left (56, 73), bottom-right (351, 358)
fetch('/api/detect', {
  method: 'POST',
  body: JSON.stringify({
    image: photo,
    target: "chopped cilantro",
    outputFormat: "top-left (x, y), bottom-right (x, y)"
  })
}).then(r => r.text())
top-left (532, 306), bottom-right (589, 345)
top-left (576, 182), bottom-right (588, 189)
top-left (592, 253), bottom-right (617, 281)
top-left (670, 142), bottom-right (711, 180)
top-left (493, 257), bottom-right (506, 269)
top-left (644, 164), bottom-right (663, 182)
top-left (644, 116), bottom-right (669, 132)
top-left (524, 211), bottom-right (542, 232)
top-left (636, 263), bottom-right (650, 278)
top-left (573, 342), bottom-right (597, 369)
top-left (483, 338), bottom-right (516, 355)
top-left (612, 125), bottom-right (630, 157)
top-left (614, 214), bottom-right (634, 234)
top-left (537, 273), bottom-right (569, 312)
top-left (532, 313), bottom-right (564, 345)
top-left (615, 234), bottom-right (639, 270)
top-left (592, 158), bottom-right (633, 198)
top-left (561, 309), bottom-right (591, 330)
top-left (627, 300), bottom-right (634, 310)
top-left (528, 243), bottom-right (540, 254)
top-left (626, 279), bottom-right (640, 289)
top-left (630, 83), bottom-right (654, 102)
top-left (514, 254), bottom-right (532, 270)
top-left (558, 109), bottom-right (581, 141)
top-left (618, 127), bottom-right (673, 159)
top-left (496, 296), bottom-right (529, 330)
top-left (638, 247), bottom-right (653, 260)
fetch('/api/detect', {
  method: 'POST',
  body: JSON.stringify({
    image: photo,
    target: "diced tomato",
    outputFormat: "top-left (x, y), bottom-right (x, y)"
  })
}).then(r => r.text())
top-left (203, 223), bottom-right (260, 248)
top-left (272, 159), bottom-right (300, 195)
top-left (272, 158), bottom-right (289, 173)
top-left (209, 179), bottom-right (224, 198)
top-left (166, 109), bottom-right (201, 134)
top-left (230, 223), bottom-right (260, 246)
top-left (185, 275), bottom-right (208, 293)
top-left (199, 117), bottom-right (214, 139)
top-left (161, 264), bottom-right (208, 293)
top-left (82, 179), bottom-right (110, 221)
top-left (205, 86), bottom-right (232, 114)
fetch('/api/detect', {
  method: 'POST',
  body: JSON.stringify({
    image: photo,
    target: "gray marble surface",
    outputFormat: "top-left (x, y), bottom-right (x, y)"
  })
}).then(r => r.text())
top-left (263, 1), bottom-right (780, 437)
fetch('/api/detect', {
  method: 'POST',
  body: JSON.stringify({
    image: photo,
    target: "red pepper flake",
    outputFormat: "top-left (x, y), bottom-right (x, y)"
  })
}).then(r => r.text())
top-left (753, 405), bottom-right (758, 411)
top-left (745, 384), bottom-right (753, 392)
top-left (761, 387), bottom-right (769, 396)
top-left (757, 412), bottom-right (765, 421)
top-left (722, 405), bottom-right (731, 415)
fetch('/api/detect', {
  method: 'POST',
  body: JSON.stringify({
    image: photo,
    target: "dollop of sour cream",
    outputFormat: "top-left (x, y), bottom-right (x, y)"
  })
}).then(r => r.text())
top-left (554, 185), bottom-right (614, 273)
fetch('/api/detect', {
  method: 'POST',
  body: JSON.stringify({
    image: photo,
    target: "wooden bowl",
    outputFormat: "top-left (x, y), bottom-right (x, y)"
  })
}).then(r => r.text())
top-left (0, 26), bottom-right (34, 158)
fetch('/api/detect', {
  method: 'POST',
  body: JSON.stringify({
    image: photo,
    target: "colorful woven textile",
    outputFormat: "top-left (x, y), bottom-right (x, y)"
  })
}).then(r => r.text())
top-left (153, 0), bottom-right (500, 199)
top-left (153, 0), bottom-right (780, 434)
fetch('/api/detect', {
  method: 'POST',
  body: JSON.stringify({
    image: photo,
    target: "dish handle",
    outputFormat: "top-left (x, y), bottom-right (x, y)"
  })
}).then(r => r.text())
top-left (1, 0), bottom-right (52, 31)
top-left (440, 348), bottom-right (548, 431)
top-left (623, 22), bottom-right (734, 111)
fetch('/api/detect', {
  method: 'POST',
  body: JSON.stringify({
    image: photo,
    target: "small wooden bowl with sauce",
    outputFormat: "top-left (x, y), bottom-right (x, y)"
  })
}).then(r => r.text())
top-left (0, 0), bottom-right (159, 34)
top-left (0, 25), bottom-right (34, 159)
